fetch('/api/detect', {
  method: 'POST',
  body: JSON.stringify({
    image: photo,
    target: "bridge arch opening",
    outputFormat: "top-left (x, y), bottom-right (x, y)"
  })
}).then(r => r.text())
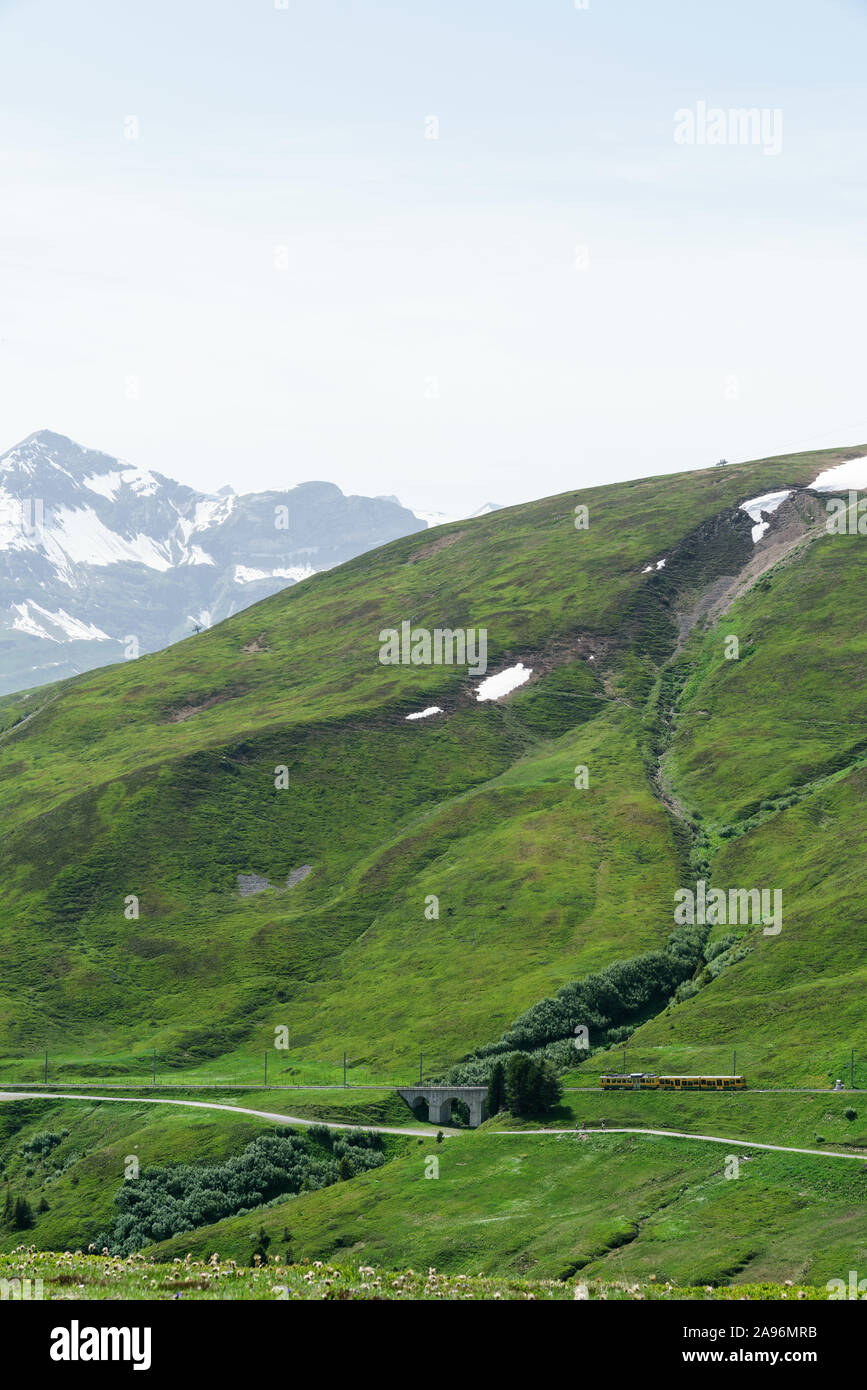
top-left (449, 1098), bottom-right (470, 1127)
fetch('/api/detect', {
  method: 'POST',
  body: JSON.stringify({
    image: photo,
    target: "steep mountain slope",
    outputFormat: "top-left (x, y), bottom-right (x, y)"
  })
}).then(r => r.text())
top-left (577, 525), bottom-right (867, 1084)
top-left (0, 430), bottom-right (425, 695)
top-left (0, 443), bottom-right (863, 1087)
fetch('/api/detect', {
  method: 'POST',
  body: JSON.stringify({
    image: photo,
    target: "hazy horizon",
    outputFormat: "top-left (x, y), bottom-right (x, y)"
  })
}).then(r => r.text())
top-left (2, 0), bottom-right (866, 515)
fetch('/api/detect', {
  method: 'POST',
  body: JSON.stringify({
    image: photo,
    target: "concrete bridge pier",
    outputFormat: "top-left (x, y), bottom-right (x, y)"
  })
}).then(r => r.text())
top-left (427, 1095), bottom-right (453, 1126)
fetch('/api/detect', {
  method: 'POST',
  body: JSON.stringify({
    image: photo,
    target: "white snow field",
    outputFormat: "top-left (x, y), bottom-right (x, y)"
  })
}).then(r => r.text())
top-left (809, 456), bottom-right (867, 491)
top-left (475, 663), bottom-right (533, 701)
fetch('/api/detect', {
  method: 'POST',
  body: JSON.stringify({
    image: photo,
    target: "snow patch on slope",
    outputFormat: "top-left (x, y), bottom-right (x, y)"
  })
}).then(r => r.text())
top-left (43, 506), bottom-right (175, 575)
top-left (809, 457), bottom-right (867, 491)
top-left (176, 496), bottom-right (235, 542)
top-left (410, 502), bottom-right (502, 529)
top-left (739, 490), bottom-right (792, 543)
top-left (82, 470), bottom-right (124, 500)
top-left (178, 544), bottom-right (216, 567)
top-left (475, 663), bottom-right (532, 702)
top-left (11, 601), bottom-right (111, 642)
top-left (82, 466), bottom-right (160, 500)
top-left (232, 564), bottom-right (315, 584)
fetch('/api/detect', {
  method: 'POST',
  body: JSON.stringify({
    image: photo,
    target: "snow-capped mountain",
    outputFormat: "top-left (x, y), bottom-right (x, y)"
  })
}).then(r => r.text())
top-left (0, 431), bottom-right (432, 696)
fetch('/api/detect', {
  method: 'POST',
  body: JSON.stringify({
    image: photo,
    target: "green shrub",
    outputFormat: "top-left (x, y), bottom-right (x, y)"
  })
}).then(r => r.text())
top-left (20, 1129), bottom-right (68, 1157)
top-left (704, 936), bottom-right (737, 963)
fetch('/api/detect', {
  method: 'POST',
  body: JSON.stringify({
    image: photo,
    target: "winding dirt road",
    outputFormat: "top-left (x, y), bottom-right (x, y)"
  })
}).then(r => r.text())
top-left (2, 1091), bottom-right (865, 1162)
top-left (0, 1090), bottom-right (435, 1137)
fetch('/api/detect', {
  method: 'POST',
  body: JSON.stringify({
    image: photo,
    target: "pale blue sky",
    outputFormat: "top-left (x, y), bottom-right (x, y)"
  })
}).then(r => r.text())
top-left (1, 0), bottom-right (866, 511)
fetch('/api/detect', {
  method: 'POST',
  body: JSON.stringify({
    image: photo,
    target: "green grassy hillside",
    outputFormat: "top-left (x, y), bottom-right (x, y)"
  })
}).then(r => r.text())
top-left (573, 526), bottom-right (867, 1087)
top-left (0, 442), bottom-right (864, 1094)
top-left (144, 1126), bottom-right (867, 1288)
top-left (0, 1094), bottom-right (414, 1257)
top-left (2, 1087), bottom-right (863, 1285)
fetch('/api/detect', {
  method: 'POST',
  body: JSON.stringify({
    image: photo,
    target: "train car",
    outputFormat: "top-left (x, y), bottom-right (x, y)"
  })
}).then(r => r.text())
top-left (599, 1072), bottom-right (658, 1090)
top-left (599, 1073), bottom-right (746, 1091)
top-left (658, 1074), bottom-right (746, 1090)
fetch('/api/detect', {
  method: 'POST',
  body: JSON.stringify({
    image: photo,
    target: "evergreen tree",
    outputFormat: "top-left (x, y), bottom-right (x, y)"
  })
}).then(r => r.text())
top-left (505, 1054), bottom-right (536, 1115)
top-left (536, 1059), bottom-right (563, 1112)
top-left (487, 1060), bottom-right (506, 1115)
top-left (12, 1195), bottom-right (34, 1230)
top-left (505, 1055), bottom-right (563, 1116)
top-left (249, 1224), bottom-right (271, 1266)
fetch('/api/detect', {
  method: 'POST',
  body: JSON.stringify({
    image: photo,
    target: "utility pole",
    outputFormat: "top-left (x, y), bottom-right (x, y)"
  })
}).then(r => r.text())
top-left (623, 1048), bottom-right (626, 1074)
top-left (44, 1051), bottom-right (48, 1084)
top-left (152, 1050), bottom-right (156, 1085)
top-left (264, 1051), bottom-right (268, 1087)
top-left (733, 1050), bottom-right (736, 1077)
top-left (851, 1048), bottom-right (855, 1090)
top-left (343, 1051), bottom-right (347, 1088)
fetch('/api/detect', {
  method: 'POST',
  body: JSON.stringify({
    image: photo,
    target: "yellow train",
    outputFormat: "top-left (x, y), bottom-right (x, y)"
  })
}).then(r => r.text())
top-left (599, 1072), bottom-right (746, 1091)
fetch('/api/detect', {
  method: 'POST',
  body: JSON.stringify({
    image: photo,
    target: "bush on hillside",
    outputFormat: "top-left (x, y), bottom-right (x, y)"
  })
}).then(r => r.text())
top-left (93, 1128), bottom-right (384, 1256)
top-left (704, 936), bottom-right (737, 963)
top-left (20, 1129), bottom-right (69, 1156)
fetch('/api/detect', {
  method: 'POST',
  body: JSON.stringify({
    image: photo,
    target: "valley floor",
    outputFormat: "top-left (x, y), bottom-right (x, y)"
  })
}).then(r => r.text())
top-left (2, 1089), bottom-right (864, 1291)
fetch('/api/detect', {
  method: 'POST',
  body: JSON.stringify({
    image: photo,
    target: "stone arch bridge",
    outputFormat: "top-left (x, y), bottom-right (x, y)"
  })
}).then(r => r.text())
top-left (397, 1085), bottom-right (488, 1128)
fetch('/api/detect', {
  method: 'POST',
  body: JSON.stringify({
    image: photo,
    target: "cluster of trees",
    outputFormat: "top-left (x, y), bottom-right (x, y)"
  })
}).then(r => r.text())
top-left (486, 1055), bottom-right (562, 1117)
top-left (2, 1185), bottom-right (35, 1230)
top-left (482, 940), bottom-right (699, 1057)
top-left (94, 1127), bottom-right (384, 1256)
top-left (439, 928), bottom-right (706, 1090)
